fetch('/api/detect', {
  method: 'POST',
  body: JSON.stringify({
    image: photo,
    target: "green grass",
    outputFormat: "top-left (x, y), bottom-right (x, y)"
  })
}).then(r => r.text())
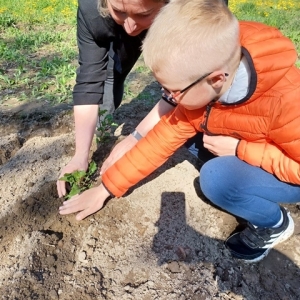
top-left (231, 0), bottom-right (300, 59)
top-left (0, 0), bottom-right (77, 25)
top-left (0, 0), bottom-right (77, 104)
top-left (0, 0), bottom-right (299, 105)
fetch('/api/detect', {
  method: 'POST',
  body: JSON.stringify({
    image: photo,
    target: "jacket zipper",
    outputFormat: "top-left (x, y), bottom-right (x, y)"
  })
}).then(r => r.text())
top-left (200, 102), bottom-right (214, 135)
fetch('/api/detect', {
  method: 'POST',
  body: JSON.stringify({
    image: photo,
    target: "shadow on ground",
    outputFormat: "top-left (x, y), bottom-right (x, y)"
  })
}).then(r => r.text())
top-left (152, 191), bottom-right (300, 299)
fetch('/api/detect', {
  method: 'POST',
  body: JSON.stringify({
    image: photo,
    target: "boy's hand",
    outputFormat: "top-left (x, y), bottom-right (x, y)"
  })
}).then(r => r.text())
top-left (203, 134), bottom-right (239, 156)
top-left (59, 184), bottom-right (111, 220)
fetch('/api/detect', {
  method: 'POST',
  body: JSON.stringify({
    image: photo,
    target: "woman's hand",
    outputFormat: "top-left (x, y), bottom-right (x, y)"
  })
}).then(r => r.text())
top-left (57, 156), bottom-right (89, 198)
top-left (59, 184), bottom-right (110, 220)
top-left (203, 134), bottom-right (239, 156)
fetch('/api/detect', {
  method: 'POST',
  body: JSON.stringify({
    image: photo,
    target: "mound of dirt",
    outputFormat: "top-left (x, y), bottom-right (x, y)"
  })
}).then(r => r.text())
top-left (1, 83), bottom-right (300, 299)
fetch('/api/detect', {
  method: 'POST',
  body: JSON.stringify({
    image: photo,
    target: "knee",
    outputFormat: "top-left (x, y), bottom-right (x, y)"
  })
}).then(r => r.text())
top-left (199, 158), bottom-right (222, 200)
top-left (199, 157), bottom-right (237, 206)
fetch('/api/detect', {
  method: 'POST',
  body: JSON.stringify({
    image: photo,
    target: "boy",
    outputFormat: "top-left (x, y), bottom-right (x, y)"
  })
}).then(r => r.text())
top-left (59, 0), bottom-right (300, 263)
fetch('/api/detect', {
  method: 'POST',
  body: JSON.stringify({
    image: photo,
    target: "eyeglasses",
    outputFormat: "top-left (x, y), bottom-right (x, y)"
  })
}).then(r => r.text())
top-left (161, 72), bottom-right (229, 105)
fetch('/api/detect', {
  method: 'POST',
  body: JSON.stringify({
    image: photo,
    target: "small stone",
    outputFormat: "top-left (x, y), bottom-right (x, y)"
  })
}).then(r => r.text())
top-left (167, 261), bottom-right (181, 273)
top-left (13, 271), bottom-right (23, 279)
top-left (78, 251), bottom-right (87, 262)
top-left (86, 247), bottom-right (94, 256)
top-left (42, 153), bottom-right (51, 160)
top-left (148, 281), bottom-right (154, 287)
top-left (49, 290), bottom-right (58, 299)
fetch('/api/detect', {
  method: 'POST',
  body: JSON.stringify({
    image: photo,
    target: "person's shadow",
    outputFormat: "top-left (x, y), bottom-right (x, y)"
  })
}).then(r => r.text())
top-left (152, 191), bottom-right (300, 299)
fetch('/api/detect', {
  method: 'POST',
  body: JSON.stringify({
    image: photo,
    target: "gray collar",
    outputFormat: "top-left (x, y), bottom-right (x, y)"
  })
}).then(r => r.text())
top-left (219, 55), bottom-right (251, 104)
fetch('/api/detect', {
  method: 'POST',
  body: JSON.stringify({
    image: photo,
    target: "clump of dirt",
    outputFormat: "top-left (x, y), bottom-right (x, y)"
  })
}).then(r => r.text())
top-left (1, 77), bottom-right (300, 299)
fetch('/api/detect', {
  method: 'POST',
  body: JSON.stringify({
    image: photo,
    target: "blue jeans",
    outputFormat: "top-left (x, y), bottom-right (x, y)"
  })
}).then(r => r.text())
top-left (199, 156), bottom-right (300, 227)
top-left (185, 133), bottom-right (300, 227)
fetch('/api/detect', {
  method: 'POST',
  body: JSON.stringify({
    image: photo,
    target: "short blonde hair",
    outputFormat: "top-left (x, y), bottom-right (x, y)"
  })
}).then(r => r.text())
top-left (143, 0), bottom-right (240, 82)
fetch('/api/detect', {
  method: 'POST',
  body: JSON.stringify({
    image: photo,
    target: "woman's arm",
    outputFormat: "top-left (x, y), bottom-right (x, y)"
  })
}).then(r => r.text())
top-left (57, 1), bottom-right (110, 196)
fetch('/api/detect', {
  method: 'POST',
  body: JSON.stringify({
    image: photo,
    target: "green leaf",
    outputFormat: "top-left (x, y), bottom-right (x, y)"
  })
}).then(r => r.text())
top-left (67, 184), bottom-right (81, 198)
top-left (72, 170), bottom-right (87, 182)
top-left (59, 175), bottom-right (70, 181)
top-left (59, 173), bottom-right (76, 184)
top-left (87, 160), bottom-right (97, 176)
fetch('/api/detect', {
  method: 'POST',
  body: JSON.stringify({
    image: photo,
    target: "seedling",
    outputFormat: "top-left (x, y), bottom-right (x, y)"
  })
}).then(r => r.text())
top-left (59, 161), bottom-right (97, 199)
top-left (96, 109), bottom-right (118, 144)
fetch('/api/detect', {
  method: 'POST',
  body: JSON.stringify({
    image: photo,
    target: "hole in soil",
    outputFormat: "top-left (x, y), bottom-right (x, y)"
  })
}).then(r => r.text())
top-left (0, 134), bottom-right (23, 165)
top-left (39, 230), bottom-right (63, 241)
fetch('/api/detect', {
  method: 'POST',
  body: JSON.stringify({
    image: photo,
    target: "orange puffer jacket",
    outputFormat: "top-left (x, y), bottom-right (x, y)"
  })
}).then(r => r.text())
top-left (103, 21), bottom-right (300, 197)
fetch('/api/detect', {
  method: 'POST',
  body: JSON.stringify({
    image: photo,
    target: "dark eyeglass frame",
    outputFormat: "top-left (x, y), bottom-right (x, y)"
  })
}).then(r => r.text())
top-left (161, 72), bottom-right (229, 105)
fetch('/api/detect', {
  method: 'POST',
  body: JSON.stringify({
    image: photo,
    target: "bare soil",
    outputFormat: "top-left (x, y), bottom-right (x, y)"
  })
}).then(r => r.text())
top-left (1, 67), bottom-right (300, 300)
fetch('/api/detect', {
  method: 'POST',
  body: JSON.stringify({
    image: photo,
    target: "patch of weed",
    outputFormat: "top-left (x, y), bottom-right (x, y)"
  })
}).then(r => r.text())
top-left (96, 110), bottom-right (118, 144)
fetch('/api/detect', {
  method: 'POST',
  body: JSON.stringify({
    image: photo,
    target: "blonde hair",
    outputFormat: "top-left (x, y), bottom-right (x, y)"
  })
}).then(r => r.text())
top-left (98, 0), bottom-right (168, 17)
top-left (98, 0), bottom-right (109, 17)
top-left (143, 0), bottom-right (240, 82)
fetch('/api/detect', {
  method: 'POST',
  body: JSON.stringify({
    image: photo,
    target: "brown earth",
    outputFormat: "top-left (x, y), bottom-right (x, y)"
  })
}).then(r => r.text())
top-left (1, 66), bottom-right (300, 300)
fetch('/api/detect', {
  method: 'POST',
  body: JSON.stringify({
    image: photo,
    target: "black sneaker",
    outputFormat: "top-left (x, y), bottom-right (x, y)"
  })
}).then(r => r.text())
top-left (225, 207), bottom-right (294, 263)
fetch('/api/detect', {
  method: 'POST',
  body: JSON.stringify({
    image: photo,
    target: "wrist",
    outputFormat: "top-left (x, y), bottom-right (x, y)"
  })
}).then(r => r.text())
top-left (98, 183), bottom-right (112, 198)
top-left (131, 129), bottom-right (143, 141)
top-left (72, 149), bottom-right (89, 161)
top-left (72, 152), bottom-right (89, 164)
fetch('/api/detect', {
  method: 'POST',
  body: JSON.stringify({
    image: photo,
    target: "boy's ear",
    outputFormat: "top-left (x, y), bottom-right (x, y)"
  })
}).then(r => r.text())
top-left (209, 72), bottom-right (227, 89)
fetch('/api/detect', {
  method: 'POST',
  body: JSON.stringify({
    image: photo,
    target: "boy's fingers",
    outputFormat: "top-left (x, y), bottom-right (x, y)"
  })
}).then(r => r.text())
top-left (59, 197), bottom-right (81, 215)
top-left (60, 202), bottom-right (93, 219)
top-left (58, 205), bottom-right (71, 215)
top-left (59, 186), bottom-right (108, 219)
top-left (59, 205), bottom-right (81, 215)
top-left (76, 202), bottom-right (104, 220)
top-left (61, 194), bottom-right (81, 205)
top-left (76, 209), bottom-right (90, 221)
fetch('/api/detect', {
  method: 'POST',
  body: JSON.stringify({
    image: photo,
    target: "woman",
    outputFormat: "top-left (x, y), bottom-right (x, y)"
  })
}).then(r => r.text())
top-left (57, 0), bottom-right (229, 197)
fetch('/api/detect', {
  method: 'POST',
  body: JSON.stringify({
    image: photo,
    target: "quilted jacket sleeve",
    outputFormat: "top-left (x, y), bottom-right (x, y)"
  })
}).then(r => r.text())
top-left (102, 106), bottom-right (199, 197)
top-left (237, 86), bottom-right (300, 184)
top-left (237, 140), bottom-right (300, 184)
